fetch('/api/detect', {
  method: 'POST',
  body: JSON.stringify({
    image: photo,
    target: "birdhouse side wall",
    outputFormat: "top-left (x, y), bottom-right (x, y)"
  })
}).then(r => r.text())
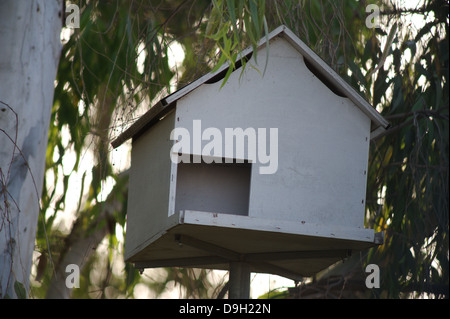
top-left (124, 111), bottom-right (175, 261)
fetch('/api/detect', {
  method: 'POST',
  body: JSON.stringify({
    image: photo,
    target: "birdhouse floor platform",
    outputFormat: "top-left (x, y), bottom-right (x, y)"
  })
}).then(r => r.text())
top-left (128, 210), bottom-right (383, 280)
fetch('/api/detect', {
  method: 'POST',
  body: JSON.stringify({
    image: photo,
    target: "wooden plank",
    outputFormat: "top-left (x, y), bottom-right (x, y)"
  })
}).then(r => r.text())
top-left (176, 234), bottom-right (241, 261)
top-left (182, 210), bottom-right (376, 244)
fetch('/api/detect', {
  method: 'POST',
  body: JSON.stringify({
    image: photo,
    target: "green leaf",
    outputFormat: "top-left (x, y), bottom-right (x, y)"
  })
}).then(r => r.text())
top-left (243, 5), bottom-right (256, 48)
top-left (211, 50), bottom-right (229, 73)
top-left (391, 76), bottom-right (404, 111)
top-left (249, 0), bottom-right (260, 38)
top-left (220, 53), bottom-right (238, 89)
top-left (226, 0), bottom-right (237, 29)
top-left (262, 16), bottom-right (270, 75)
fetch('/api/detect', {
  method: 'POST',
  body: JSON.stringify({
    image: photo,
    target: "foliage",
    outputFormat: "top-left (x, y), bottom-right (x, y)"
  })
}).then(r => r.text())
top-left (257, 288), bottom-right (289, 299)
top-left (204, 0), bottom-right (270, 86)
top-left (34, 0), bottom-right (215, 298)
top-left (31, 0), bottom-right (448, 298)
top-left (364, 1), bottom-right (449, 297)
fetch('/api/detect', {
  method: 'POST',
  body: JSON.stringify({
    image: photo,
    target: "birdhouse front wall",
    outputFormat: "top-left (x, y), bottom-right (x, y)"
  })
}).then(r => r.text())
top-left (172, 36), bottom-right (371, 229)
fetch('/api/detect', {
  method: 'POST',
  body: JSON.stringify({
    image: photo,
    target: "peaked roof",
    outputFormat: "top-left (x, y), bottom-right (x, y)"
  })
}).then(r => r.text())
top-left (111, 25), bottom-right (389, 148)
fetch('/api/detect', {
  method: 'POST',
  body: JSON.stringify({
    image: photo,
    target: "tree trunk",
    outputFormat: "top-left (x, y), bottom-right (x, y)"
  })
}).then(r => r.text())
top-left (0, 0), bottom-right (62, 298)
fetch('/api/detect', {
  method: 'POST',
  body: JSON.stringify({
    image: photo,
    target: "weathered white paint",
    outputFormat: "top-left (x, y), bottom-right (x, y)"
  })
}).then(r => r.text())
top-left (0, 0), bottom-right (62, 298)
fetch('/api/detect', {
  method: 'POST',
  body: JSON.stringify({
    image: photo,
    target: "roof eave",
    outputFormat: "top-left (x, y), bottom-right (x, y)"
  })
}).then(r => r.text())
top-left (111, 100), bottom-right (168, 149)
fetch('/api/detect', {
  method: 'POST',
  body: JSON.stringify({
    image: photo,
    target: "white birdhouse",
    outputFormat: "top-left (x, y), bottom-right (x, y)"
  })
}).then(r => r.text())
top-left (111, 25), bottom-right (389, 280)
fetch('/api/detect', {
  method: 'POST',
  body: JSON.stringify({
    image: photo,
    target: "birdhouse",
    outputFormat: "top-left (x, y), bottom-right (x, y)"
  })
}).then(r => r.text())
top-left (111, 25), bottom-right (389, 280)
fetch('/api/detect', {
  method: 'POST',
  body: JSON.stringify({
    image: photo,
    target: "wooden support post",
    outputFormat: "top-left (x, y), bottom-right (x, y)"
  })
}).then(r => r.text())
top-left (229, 262), bottom-right (251, 299)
